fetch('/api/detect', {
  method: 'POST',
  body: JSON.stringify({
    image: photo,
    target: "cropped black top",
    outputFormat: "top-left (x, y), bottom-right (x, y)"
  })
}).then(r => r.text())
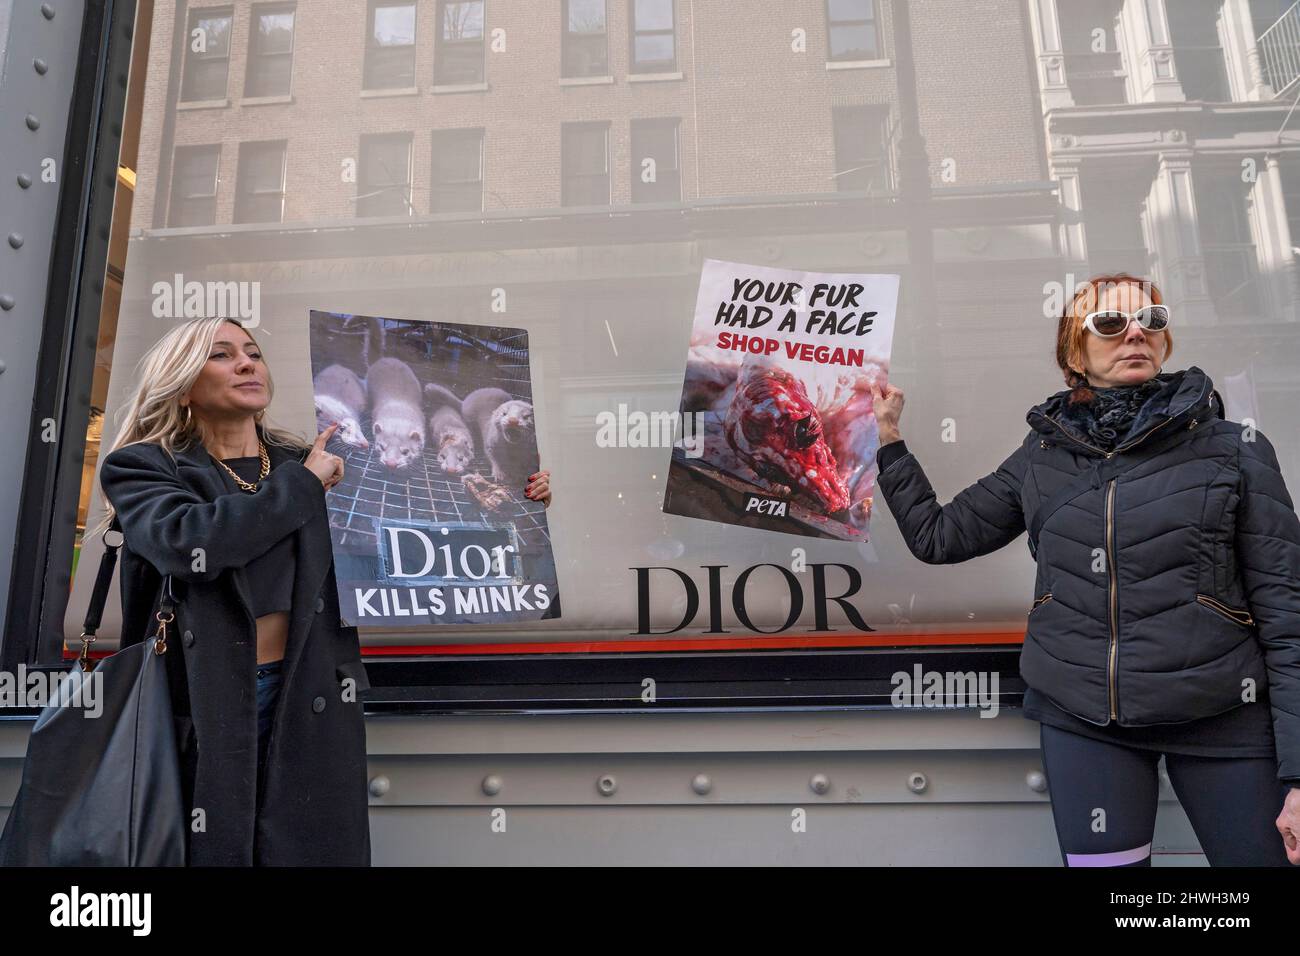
top-left (220, 456), bottom-right (296, 618)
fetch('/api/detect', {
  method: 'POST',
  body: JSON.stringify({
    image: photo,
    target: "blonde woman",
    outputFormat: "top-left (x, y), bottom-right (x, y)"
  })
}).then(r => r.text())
top-left (98, 316), bottom-right (368, 866)
top-left (870, 274), bottom-right (1300, 866)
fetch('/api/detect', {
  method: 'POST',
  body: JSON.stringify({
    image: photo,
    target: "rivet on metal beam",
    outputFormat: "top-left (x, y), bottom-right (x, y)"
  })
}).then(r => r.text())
top-left (0, 361), bottom-right (8, 374)
top-left (367, 775), bottom-right (390, 798)
top-left (0, 295), bottom-right (14, 310)
top-left (907, 772), bottom-right (928, 794)
top-left (17, 174), bottom-right (32, 188)
top-left (1026, 770), bottom-right (1048, 793)
top-left (809, 773), bottom-right (830, 795)
top-left (41, 4), bottom-right (55, 20)
top-left (691, 774), bottom-right (712, 796)
top-left (33, 59), bottom-right (48, 75)
top-left (8, 234), bottom-right (23, 249)
top-left (25, 115), bottom-right (40, 131)
top-left (482, 774), bottom-right (502, 796)
top-left (596, 774), bottom-right (617, 796)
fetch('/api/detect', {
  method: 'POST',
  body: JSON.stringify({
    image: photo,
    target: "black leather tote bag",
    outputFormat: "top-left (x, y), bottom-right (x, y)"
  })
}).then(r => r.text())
top-left (0, 521), bottom-right (186, 866)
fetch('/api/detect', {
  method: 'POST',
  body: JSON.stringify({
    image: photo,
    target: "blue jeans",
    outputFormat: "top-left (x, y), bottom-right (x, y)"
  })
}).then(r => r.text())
top-left (255, 660), bottom-right (283, 795)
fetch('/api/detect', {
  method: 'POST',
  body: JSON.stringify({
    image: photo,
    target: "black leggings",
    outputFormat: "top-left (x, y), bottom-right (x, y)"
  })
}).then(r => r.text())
top-left (1039, 724), bottom-right (1292, 866)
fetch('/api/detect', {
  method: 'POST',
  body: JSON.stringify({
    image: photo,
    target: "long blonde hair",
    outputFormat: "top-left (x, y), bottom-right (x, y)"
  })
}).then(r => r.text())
top-left (94, 316), bottom-right (307, 534)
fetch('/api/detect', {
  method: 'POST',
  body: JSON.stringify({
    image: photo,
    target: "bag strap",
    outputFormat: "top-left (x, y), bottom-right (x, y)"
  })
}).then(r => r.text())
top-left (82, 517), bottom-right (123, 638)
top-left (1027, 416), bottom-right (1212, 559)
top-left (78, 518), bottom-right (175, 667)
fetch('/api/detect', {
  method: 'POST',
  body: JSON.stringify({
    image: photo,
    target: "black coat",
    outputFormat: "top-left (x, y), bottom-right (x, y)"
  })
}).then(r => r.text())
top-left (99, 425), bottom-right (371, 865)
top-left (875, 366), bottom-right (1300, 782)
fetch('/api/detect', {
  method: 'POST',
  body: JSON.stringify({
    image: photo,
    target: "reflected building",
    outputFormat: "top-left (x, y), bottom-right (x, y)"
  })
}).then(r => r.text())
top-left (79, 0), bottom-right (1299, 637)
top-left (1028, 0), bottom-right (1300, 474)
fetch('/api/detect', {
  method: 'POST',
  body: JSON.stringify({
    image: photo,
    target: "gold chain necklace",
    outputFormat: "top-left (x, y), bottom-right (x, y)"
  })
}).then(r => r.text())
top-left (215, 441), bottom-right (270, 492)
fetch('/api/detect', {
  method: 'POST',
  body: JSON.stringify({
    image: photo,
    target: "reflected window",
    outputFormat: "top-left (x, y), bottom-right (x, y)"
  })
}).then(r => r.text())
top-left (1080, 170), bottom-right (1149, 273)
top-left (234, 140), bottom-right (287, 224)
top-left (167, 145), bottom-right (221, 227)
top-left (832, 105), bottom-right (890, 193)
top-left (431, 129), bottom-right (485, 213)
top-left (562, 121), bottom-right (610, 206)
top-left (180, 7), bottom-right (232, 101)
top-left (436, 0), bottom-right (485, 85)
top-left (1167, 0), bottom-right (1231, 101)
top-left (365, 1), bottom-right (417, 89)
top-left (826, 0), bottom-right (880, 61)
top-left (563, 0), bottom-right (608, 77)
top-left (358, 133), bottom-right (413, 217)
top-left (631, 0), bottom-right (676, 73)
top-left (630, 118), bottom-right (680, 203)
top-left (245, 4), bottom-right (295, 98)
top-left (1057, 0), bottom-right (1126, 106)
top-left (1194, 167), bottom-right (1262, 318)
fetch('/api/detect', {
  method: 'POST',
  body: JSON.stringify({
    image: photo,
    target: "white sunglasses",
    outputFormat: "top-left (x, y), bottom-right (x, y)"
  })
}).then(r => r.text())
top-left (1082, 305), bottom-right (1171, 337)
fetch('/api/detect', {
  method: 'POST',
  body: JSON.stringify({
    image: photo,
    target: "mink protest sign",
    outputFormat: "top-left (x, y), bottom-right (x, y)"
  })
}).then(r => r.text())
top-left (308, 310), bottom-right (561, 626)
top-left (662, 259), bottom-right (899, 541)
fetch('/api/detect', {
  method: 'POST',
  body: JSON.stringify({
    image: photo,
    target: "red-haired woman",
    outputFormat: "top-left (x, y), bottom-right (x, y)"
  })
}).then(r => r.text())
top-left (870, 274), bottom-right (1300, 866)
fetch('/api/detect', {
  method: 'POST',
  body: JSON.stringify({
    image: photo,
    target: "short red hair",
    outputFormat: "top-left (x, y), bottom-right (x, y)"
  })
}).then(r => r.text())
top-left (1055, 273), bottom-right (1175, 403)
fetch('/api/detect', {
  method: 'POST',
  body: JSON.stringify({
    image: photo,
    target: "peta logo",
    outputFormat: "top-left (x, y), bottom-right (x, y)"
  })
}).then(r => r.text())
top-left (151, 273), bottom-right (261, 328)
top-left (49, 885), bottom-right (151, 936)
top-left (744, 496), bottom-right (787, 517)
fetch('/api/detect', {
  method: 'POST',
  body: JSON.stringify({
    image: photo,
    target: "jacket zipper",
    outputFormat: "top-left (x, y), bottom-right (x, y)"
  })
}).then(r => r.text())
top-left (1105, 478), bottom-right (1119, 721)
top-left (1029, 592), bottom-right (1053, 612)
top-left (1037, 395), bottom-right (1206, 725)
top-left (1196, 593), bottom-right (1255, 627)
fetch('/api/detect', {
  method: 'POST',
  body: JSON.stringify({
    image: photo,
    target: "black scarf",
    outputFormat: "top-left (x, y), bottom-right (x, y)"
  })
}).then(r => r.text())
top-left (1069, 377), bottom-right (1167, 451)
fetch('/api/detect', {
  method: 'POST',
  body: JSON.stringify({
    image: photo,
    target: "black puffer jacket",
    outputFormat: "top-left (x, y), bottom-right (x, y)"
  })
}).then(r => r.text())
top-left (875, 366), bottom-right (1300, 781)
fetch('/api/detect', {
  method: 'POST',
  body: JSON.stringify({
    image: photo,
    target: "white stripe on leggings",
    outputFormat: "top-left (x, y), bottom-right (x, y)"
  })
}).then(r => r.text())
top-left (1065, 842), bottom-right (1152, 867)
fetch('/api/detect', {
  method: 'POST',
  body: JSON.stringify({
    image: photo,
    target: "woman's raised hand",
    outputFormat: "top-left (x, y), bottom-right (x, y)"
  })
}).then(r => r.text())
top-left (525, 468), bottom-right (551, 508)
top-left (869, 379), bottom-right (904, 444)
top-left (305, 422), bottom-right (345, 491)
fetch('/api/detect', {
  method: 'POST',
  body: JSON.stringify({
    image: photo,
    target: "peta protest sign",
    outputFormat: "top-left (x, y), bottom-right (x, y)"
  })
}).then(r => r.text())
top-left (663, 259), bottom-right (899, 541)
top-left (309, 310), bottom-right (561, 626)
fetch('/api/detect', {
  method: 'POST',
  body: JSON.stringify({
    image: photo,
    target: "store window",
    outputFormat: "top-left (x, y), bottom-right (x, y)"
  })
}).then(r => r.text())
top-left (825, 0), bottom-right (881, 62)
top-left (562, 0), bottom-right (608, 78)
top-left (166, 144), bottom-right (221, 227)
top-left (358, 133), bottom-right (413, 217)
top-left (244, 3), bottom-right (295, 98)
top-left (630, 118), bottom-right (680, 203)
top-left (435, 0), bottom-right (485, 85)
top-left (630, 0), bottom-right (675, 73)
top-left (234, 140), bottom-right (288, 224)
top-left (431, 129), bottom-right (485, 214)
top-left (364, 1), bottom-right (417, 90)
top-left (180, 6), bottom-right (233, 102)
top-left (36, 0), bottom-right (1297, 709)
